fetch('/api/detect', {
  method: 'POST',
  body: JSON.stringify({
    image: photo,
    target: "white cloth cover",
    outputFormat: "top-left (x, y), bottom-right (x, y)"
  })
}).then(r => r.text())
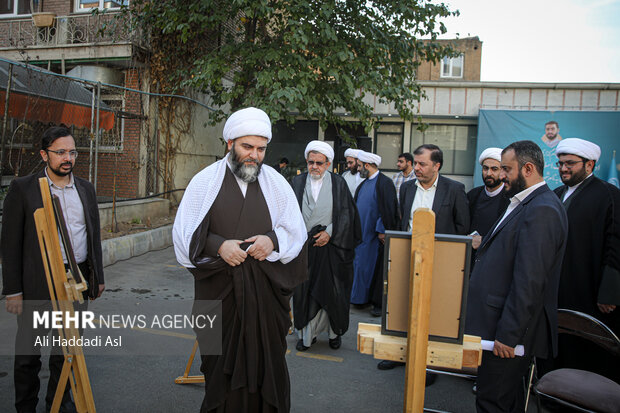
top-left (344, 148), bottom-right (360, 159)
top-left (556, 138), bottom-right (601, 162)
top-left (304, 140), bottom-right (334, 162)
top-left (222, 107), bottom-right (272, 143)
top-left (478, 147), bottom-right (503, 165)
top-left (357, 150), bottom-right (381, 166)
top-left (173, 153), bottom-right (307, 268)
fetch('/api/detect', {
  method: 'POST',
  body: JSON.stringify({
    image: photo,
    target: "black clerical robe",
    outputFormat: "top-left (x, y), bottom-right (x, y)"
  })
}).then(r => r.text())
top-left (290, 172), bottom-right (362, 335)
top-left (188, 168), bottom-right (307, 413)
top-left (553, 175), bottom-right (620, 382)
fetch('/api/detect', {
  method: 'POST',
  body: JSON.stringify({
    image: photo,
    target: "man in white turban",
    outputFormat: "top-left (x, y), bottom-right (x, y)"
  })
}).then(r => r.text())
top-left (173, 107), bottom-right (308, 413)
top-left (467, 147), bottom-right (509, 250)
top-left (342, 147), bottom-right (364, 196)
top-left (291, 141), bottom-right (361, 351)
top-left (550, 137), bottom-right (620, 383)
top-left (350, 150), bottom-right (398, 318)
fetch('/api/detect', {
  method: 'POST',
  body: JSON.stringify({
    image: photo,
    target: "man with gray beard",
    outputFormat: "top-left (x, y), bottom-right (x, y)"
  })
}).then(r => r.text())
top-left (173, 107), bottom-right (308, 413)
top-left (291, 141), bottom-right (361, 351)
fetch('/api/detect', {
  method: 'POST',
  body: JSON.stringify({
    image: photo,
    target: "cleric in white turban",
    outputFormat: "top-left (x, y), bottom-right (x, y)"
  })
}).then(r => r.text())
top-left (478, 147), bottom-right (503, 165)
top-left (222, 107), bottom-right (272, 143)
top-left (172, 107), bottom-right (307, 412)
top-left (342, 148), bottom-right (364, 196)
top-left (556, 138), bottom-right (601, 162)
top-left (304, 140), bottom-right (334, 163)
top-left (356, 150), bottom-right (382, 167)
top-left (344, 148), bottom-right (360, 159)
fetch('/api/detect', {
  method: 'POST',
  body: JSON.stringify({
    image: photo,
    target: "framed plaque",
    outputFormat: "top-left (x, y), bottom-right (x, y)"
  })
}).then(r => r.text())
top-left (381, 230), bottom-right (471, 344)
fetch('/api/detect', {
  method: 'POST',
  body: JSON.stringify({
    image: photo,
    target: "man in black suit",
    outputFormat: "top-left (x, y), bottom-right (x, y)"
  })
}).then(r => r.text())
top-left (399, 144), bottom-right (470, 235)
top-left (465, 140), bottom-right (568, 413)
top-left (2, 126), bottom-right (105, 413)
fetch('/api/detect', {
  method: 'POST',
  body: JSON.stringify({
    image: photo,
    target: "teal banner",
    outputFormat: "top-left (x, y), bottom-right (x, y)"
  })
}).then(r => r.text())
top-left (475, 110), bottom-right (620, 189)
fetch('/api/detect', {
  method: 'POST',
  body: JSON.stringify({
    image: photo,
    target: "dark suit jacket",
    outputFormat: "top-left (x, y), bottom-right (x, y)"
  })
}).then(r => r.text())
top-left (398, 174), bottom-right (470, 235)
top-left (465, 184), bottom-right (568, 358)
top-left (1, 169), bottom-right (104, 300)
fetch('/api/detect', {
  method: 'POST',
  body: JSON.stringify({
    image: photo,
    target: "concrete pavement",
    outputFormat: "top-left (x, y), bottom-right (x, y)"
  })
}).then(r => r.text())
top-left (0, 246), bottom-right (542, 412)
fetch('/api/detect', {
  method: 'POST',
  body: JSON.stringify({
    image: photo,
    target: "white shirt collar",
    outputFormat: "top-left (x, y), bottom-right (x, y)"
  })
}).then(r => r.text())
top-left (511, 180), bottom-right (546, 204)
top-left (416, 174), bottom-right (439, 191)
top-left (368, 170), bottom-right (380, 180)
top-left (568, 173), bottom-right (593, 191)
top-left (484, 183), bottom-right (505, 197)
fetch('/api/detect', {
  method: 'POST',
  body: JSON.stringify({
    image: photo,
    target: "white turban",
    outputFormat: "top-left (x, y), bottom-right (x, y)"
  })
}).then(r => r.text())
top-left (344, 148), bottom-right (360, 159)
top-left (304, 140), bottom-right (334, 162)
top-left (357, 150), bottom-right (381, 166)
top-left (222, 107), bottom-right (272, 142)
top-left (556, 138), bottom-right (601, 162)
top-left (478, 147), bottom-right (503, 165)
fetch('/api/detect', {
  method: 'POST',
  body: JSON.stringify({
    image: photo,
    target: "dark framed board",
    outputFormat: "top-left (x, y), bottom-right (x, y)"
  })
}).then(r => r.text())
top-left (381, 230), bottom-right (471, 344)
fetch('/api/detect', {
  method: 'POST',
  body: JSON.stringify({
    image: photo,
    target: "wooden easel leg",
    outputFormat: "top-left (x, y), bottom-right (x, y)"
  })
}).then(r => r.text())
top-left (50, 356), bottom-right (73, 413)
top-left (175, 340), bottom-right (205, 384)
top-left (404, 209), bottom-right (435, 413)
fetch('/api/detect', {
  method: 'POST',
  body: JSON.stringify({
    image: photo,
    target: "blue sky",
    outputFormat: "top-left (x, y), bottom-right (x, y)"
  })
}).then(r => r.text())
top-left (439, 0), bottom-right (620, 83)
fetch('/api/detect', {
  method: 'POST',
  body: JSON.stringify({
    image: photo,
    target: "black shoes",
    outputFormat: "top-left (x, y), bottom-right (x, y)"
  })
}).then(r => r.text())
top-left (296, 337), bottom-right (317, 351)
top-left (377, 360), bottom-right (405, 370)
top-left (370, 306), bottom-right (382, 317)
top-left (328, 336), bottom-right (342, 349)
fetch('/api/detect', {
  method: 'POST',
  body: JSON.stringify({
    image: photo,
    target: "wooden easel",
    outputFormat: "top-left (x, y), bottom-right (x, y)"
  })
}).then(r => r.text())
top-left (357, 209), bottom-right (482, 413)
top-left (174, 340), bottom-right (205, 384)
top-left (33, 177), bottom-right (96, 413)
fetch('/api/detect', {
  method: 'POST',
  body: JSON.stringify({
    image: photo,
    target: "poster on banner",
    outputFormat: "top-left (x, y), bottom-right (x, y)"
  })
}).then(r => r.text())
top-left (475, 110), bottom-right (620, 190)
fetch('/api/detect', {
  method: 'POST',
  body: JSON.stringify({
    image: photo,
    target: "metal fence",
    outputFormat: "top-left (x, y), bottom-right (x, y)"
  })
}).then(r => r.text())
top-left (0, 57), bottom-right (213, 202)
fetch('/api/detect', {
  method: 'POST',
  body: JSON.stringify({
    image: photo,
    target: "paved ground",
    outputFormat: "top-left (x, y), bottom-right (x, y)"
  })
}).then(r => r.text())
top-left (0, 247), bottom-right (544, 412)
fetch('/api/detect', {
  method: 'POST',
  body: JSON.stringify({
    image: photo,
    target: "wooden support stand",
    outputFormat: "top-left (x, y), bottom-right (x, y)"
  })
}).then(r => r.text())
top-left (174, 340), bottom-right (205, 384)
top-left (357, 209), bottom-right (482, 413)
top-left (34, 178), bottom-right (96, 413)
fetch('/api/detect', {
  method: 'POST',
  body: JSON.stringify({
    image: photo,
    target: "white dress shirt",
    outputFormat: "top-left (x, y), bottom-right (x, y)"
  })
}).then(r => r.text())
top-left (492, 180), bottom-right (547, 235)
top-left (309, 174), bottom-right (325, 202)
top-left (408, 174), bottom-right (439, 231)
top-left (485, 183), bottom-right (505, 197)
top-left (227, 160), bottom-right (248, 197)
top-left (46, 168), bottom-right (88, 264)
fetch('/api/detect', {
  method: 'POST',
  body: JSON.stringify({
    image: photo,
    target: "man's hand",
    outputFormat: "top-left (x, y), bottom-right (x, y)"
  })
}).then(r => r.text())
top-left (378, 233), bottom-right (386, 244)
top-left (6, 295), bottom-right (23, 315)
top-left (472, 234), bottom-right (482, 249)
top-left (218, 240), bottom-right (248, 266)
top-left (245, 235), bottom-right (274, 261)
top-left (91, 284), bottom-right (105, 300)
top-left (313, 231), bottom-right (330, 247)
top-left (493, 340), bottom-right (515, 358)
top-left (598, 303), bottom-right (616, 314)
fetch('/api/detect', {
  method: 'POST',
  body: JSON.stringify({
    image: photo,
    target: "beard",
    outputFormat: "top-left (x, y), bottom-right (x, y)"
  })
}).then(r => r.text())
top-left (484, 176), bottom-right (502, 189)
top-left (561, 167), bottom-right (587, 187)
top-left (309, 170), bottom-right (325, 180)
top-left (49, 162), bottom-right (73, 177)
top-left (230, 143), bottom-right (262, 183)
top-left (349, 166), bottom-right (358, 174)
top-left (359, 167), bottom-right (369, 178)
top-left (503, 171), bottom-right (527, 198)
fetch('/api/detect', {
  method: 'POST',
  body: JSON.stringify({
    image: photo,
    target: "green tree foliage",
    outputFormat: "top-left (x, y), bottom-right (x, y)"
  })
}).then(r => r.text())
top-left (121, 0), bottom-right (458, 131)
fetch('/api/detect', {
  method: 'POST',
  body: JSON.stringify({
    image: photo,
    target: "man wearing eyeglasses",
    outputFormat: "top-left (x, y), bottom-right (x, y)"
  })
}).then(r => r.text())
top-left (551, 138), bottom-right (620, 383)
top-left (2, 125), bottom-right (104, 413)
top-left (291, 141), bottom-right (361, 352)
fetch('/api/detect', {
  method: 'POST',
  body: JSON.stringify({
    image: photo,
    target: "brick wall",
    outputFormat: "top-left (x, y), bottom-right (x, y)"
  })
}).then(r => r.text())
top-left (72, 69), bottom-right (142, 199)
top-left (417, 37), bottom-right (482, 82)
top-left (42, 0), bottom-right (71, 15)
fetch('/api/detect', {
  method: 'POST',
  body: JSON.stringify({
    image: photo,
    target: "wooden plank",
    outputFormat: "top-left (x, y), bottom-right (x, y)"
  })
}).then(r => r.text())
top-left (405, 208), bottom-right (436, 413)
top-left (357, 324), bottom-right (482, 370)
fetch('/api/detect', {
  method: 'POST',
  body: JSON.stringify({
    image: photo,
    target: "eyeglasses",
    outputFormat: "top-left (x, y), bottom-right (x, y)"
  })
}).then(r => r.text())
top-left (47, 149), bottom-right (78, 159)
top-left (555, 160), bottom-right (584, 169)
top-left (307, 160), bottom-right (325, 166)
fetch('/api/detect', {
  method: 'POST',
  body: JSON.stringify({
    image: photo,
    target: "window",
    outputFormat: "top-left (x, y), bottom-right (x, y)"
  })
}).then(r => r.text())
top-left (440, 55), bottom-right (463, 78)
top-left (374, 122), bottom-right (404, 171)
top-left (75, 0), bottom-right (128, 12)
top-left (0, 0), bottom-right (29, 15)
top-left (411, 124), bottom-right (477, 175)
